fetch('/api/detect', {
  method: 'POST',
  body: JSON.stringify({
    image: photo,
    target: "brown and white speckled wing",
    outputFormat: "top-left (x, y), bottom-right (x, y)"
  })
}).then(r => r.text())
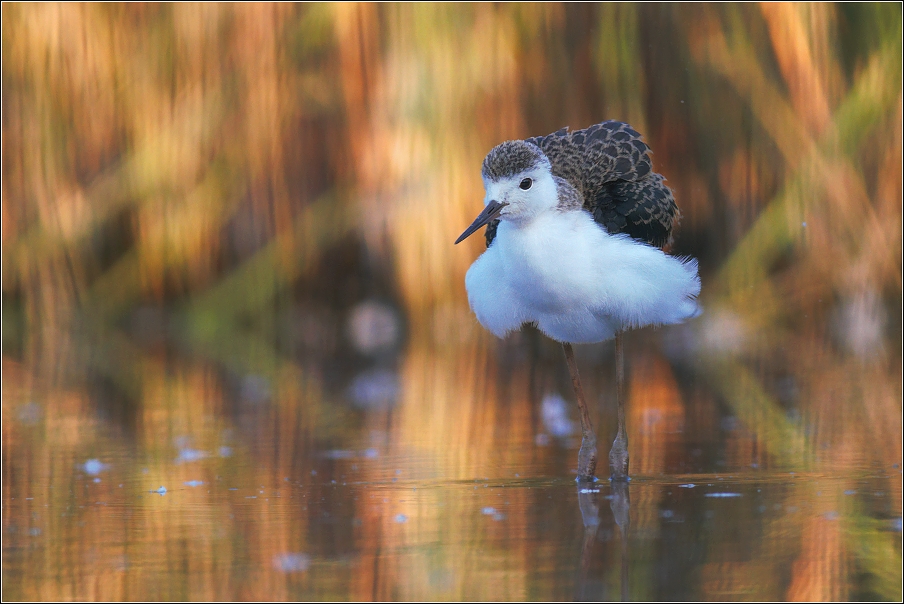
top-left (590, 173), bottom-right (678, 249)
top-left (526, 120), bottom-right (679, 249)
top-left (526, 121), bottom-right (652, 193)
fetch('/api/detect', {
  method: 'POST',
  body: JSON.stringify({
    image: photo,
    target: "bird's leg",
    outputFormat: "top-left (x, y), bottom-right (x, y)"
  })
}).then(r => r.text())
top-left (562, 342), bottom-right (597, 482)
top-left (609, 332), bottom-right (630, 480)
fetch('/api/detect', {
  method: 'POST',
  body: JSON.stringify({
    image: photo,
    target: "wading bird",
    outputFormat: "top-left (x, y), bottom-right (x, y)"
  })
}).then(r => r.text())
top-left (455, 121), bottom-right (700, 481)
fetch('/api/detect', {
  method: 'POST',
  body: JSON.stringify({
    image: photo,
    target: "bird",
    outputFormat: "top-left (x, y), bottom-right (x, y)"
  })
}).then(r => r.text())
top-left (455, 120), bottom-right (700, 482)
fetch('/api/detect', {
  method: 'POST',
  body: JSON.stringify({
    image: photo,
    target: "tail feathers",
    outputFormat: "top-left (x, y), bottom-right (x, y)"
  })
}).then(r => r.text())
top-left (677, 255), bottom-right (701, 321)
top-left (656, 254), bottom-right (701, 326)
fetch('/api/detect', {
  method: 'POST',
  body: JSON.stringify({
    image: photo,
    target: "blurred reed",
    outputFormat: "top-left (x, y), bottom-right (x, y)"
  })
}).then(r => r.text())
top-left (4, 4), bottom-right (899, 349)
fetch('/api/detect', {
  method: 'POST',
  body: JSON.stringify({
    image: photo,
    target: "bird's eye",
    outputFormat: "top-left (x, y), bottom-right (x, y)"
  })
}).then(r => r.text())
top-left (519, 178), bottom-right (532, 190)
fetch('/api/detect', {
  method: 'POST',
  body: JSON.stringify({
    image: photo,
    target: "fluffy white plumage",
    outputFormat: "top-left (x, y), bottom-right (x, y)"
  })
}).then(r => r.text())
top-left (463, 165), bottom-right (700, 344)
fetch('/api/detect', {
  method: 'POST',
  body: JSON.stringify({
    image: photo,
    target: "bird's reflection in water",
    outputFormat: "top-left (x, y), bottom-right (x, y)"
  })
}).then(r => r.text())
top-left (576, 484), bottom-right (601, 601)
top-left (576, 481), bottom-right (631, 601)
top-left (610, 481), bottom-right (631, 602)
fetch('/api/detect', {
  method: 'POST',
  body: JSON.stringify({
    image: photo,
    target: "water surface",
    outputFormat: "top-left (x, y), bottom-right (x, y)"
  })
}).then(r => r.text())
top-left (3, 328), bottom-right (901, 601)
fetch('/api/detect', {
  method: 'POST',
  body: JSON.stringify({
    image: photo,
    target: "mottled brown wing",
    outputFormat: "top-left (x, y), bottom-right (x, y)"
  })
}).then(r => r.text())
top-left (526, 120), bottom-right (678, 248)
top-left (589, 173), bottom-right (678, 249)
top-left (526, 121), bottom-right (652, 193)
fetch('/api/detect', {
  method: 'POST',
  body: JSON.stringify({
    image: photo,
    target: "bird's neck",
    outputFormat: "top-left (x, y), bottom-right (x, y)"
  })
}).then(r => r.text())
top-left (496, 205), bottom-right (571, 248)
top-left (553, 176), bottom-right (583, 212)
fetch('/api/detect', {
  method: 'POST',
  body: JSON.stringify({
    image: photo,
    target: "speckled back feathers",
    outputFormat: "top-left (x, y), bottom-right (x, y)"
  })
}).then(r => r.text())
top-left (484, 120), bottom-right (679, 249)
top-left (526, 121), bottom-right (652, 194)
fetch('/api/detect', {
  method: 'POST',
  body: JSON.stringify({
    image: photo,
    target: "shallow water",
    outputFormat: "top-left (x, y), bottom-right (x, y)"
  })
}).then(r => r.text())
top-left (2, 325), bottom-right (901, 601)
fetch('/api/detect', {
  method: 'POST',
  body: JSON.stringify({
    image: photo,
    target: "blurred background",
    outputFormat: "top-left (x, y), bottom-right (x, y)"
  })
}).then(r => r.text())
top-left (2, 3), bottom-right (901, 601)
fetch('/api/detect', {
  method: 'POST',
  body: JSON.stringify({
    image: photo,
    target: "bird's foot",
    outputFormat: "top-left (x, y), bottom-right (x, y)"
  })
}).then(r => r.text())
top-left (576, 437), bottom-right (598, 483)
top-left (609, 433), bottom-right (629, 481)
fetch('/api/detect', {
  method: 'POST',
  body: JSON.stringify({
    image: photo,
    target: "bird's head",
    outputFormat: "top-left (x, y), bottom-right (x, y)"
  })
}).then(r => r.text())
top-left (455, 141), bottom-right (557, 244)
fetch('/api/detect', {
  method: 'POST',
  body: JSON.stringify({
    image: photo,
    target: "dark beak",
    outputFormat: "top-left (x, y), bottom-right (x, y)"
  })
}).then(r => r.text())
top-left (455, 200), bottom-right (508, 244)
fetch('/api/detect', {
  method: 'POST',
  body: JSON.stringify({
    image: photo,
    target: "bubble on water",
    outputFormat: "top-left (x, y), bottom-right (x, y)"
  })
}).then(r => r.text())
top-left (82, 459), bottom-right (108, 476)
top-left (273, 553), bottom-right (311, 573)
top-left (320, 450), bottom-right (355, 460)
top-left (153, 486), bottom-right (167, 495)
top-left (184, 480), bottom-right (204, 487)
top-left (481, 507), bottom-right (497, 515)
top-left (176, 449), bottom-right (207, 464)
top-left (394, 514), bottom-right (408, 523)
top-left (678, 483), bottom-right (695, 488)
top-left (704, 492), bottom-right (742, 498)
top-left (219, 446), bottom-right (233, 458)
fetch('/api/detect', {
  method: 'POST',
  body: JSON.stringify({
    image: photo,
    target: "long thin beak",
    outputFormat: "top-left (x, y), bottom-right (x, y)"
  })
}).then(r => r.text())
top-left (455, 200), bottom-right (507, 244)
